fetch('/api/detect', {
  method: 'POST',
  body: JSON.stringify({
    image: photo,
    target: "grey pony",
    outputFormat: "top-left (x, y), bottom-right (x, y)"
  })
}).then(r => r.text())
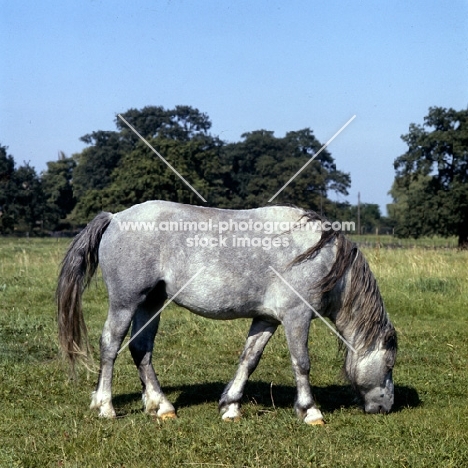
top-left (57, 200), bottom-right (397, 424)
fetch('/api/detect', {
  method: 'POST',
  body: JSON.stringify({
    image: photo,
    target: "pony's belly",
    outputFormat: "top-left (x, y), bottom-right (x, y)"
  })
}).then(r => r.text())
top-left (173, 299), bottom-right (261, 320)
top-left (187, 308), bottom-right (255, 320)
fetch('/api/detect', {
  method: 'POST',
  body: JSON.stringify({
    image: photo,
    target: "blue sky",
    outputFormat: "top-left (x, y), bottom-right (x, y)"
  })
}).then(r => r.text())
top-left (1, 0), bottom-right (467, 214)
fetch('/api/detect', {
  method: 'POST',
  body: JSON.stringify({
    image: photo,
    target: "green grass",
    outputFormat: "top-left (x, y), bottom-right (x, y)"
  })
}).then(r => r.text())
top-left (0, 238), bottom-right (467, 467)
top-left (349, 234), bottom-right (458, 249)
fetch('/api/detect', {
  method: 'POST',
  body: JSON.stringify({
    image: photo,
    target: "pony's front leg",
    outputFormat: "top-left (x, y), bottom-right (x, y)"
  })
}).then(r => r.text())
top-left (90, 306), bottom-right (133, 418)
top-left (283, 312), bottom-right (325, 425)
top-left (219, 317), bottom-right (278, 421)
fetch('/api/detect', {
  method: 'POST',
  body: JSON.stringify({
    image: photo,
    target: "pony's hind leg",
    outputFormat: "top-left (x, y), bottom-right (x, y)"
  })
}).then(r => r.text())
top-left (90, 304), bottom-right (134, 418)
top-left (129, 285), bottom-right (176, 419)
top-left (283, 311), bottom-right (325, 425)
top-left (219, 317), bottom-right (278, 421)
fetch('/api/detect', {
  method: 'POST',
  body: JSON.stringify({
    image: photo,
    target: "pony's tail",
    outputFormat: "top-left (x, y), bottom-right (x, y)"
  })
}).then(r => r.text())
top-left (57, 212), bottom-right (113, 371)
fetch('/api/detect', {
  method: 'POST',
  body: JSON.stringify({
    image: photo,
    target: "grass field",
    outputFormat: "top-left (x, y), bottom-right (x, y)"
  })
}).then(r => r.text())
top-left (0, 237), bottom-right (467, 467)
top-left (349, 234), bottom-right (459, 249)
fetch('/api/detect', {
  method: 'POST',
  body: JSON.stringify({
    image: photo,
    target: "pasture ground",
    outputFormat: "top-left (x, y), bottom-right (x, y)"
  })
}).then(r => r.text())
top-left (0, 237), bottom-right (467, 467)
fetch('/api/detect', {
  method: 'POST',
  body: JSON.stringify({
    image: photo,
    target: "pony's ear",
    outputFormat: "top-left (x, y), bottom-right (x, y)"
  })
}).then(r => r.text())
top-left (383, 327), bottom-right (397, 368)
top-left (383, 327), bottom-right (397, 348)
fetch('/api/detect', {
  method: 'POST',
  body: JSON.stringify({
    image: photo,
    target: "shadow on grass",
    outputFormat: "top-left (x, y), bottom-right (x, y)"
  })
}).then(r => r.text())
top-left (113, 381), bottom-right (420, 416)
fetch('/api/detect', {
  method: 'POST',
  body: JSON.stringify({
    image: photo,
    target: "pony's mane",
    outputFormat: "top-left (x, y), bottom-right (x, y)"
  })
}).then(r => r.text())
top-left (291, 211), bottom-right (397, 355)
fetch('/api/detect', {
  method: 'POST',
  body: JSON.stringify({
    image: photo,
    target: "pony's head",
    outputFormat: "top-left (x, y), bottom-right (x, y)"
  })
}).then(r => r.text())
top-left (345, 326), bottom-right (397, 413)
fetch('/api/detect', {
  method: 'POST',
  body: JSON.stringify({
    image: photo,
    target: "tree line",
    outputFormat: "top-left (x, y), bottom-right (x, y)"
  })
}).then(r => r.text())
top-left (1, 105), bottom-right (467, 247)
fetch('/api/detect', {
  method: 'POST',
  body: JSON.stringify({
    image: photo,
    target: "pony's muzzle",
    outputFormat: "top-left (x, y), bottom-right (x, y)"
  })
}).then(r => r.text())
top-left (364, 402), bottom-right (391, 414)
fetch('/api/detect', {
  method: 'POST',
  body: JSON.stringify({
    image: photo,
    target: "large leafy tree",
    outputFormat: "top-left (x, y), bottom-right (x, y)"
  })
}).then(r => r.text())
top-left (391, 107), bottom-right (468, 248)
top-left (72, 130), bottom-right (126, 199)
top-left (73, 135), bottom-right (226, 221)
top-left (41, 152), bottom-right (77, 229)
top-left (221, 128), bottom-right (350, 212)
top-left (13, 163), bottom-right (46, 232)
top-left (116, 105), bottom-right (212, 142)
top-left (0, 145), bottom-right (46, 233)
top-left (71, 106), bottom-right (227, 222)
top-left (71, 105), bottom-right (202, 200)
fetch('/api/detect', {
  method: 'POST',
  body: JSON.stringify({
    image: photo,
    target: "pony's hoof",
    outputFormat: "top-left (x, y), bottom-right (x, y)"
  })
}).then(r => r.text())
top-left (306, 418), bottom-right (325, 426)
top-left (222, 415), bottom-right (241, 422)
top-left (220, 403), bottom-right (242, 422)
top-left (98, 409), bottom-right (117, 419)
top-left (159, 411), bottom-right (177, 421)
top-left (304, 407), bottom-right (324, 425)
